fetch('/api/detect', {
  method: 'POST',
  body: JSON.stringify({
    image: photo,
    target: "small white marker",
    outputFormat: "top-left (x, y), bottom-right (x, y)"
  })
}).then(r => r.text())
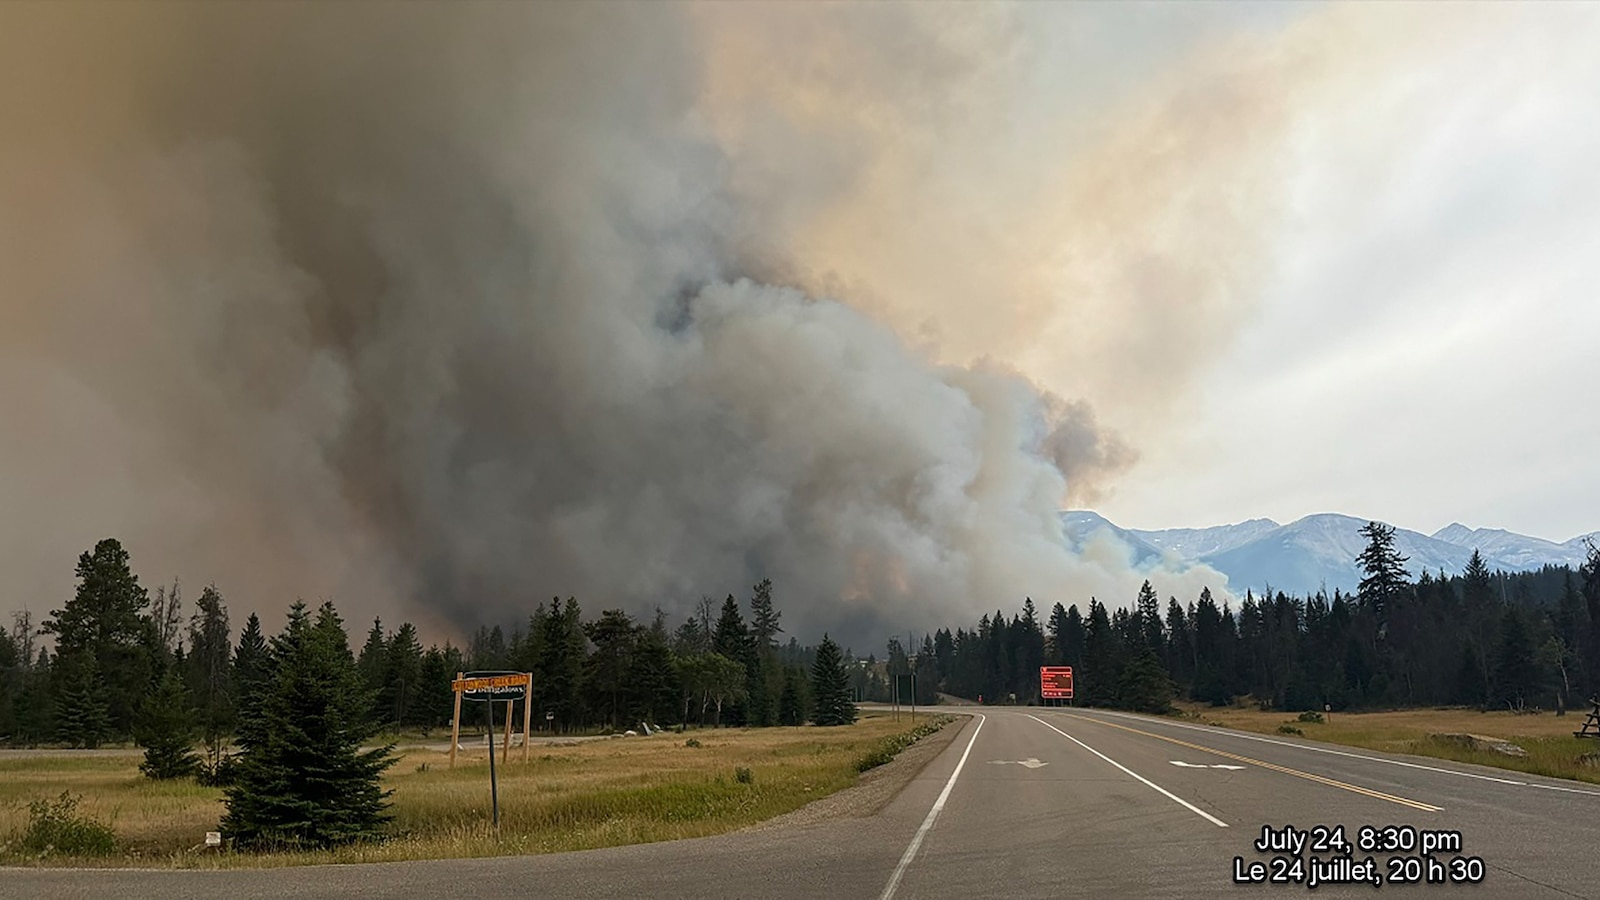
top-left (1171, 760), bottom-right (1246, 770)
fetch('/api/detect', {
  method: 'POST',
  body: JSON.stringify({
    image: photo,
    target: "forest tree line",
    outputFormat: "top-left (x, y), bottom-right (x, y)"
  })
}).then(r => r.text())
top-left (5, 523), bottom-right (1599, 758)
top-left (923, 523), bottom-right (1600, 715)
top-left (0, 539), bottom-right (859, 757)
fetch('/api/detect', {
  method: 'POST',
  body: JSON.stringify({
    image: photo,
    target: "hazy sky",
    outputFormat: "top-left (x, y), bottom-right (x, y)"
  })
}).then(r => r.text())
top-left (1077, 4), bottom-right (1600, 542)
top-left (2, 2), bottom-right (1596, 638)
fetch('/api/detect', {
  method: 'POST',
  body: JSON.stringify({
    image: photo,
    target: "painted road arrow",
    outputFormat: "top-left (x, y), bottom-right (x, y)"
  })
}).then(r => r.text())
top-left (989, 758), bottom-right (1049, 768)
top-left (1170, 760), bottom-right (1246, 770)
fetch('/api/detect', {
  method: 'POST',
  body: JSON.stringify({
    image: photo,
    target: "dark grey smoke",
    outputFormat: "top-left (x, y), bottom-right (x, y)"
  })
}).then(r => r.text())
top-left (0, 3), bottom-right (1222, 642)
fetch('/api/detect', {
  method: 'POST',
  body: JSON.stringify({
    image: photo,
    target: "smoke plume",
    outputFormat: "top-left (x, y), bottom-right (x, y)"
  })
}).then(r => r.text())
top-left (0, 2), bottom-right (1353, 640)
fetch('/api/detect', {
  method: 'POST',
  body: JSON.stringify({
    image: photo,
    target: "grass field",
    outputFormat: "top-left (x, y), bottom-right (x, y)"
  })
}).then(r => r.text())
top-left (0, 712), bottom-right (950, 868)
top-left (1170, 701), bottom-right (1600, 785)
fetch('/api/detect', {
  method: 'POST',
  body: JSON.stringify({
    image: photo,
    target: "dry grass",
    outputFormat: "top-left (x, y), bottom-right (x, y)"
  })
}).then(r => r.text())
top-left (1170, 701), bottom-right (1600, 785)
top-left (0, 712), bottom-right (944, 868)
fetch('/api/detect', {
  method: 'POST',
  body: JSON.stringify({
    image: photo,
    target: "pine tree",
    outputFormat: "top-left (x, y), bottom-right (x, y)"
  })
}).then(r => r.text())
top-left (135, 669), bottom-right (200, 779)
top-left (810, 634), bottom-right (856, 726)
top-left (222, 601), bottom-right (395, 848)
top-left (45, 538), bottom-right (155, 737)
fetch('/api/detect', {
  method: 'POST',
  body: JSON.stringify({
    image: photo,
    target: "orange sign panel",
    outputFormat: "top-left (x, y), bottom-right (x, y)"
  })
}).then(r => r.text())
top-left (453, 672), bottom-right (532, 697)
top-left (1039, 666), bottom-right (1074, 699)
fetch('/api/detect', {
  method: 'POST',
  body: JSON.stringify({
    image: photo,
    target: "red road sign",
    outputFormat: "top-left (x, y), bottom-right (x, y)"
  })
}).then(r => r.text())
top-left (1040, 666), bottom-right (1073, 699)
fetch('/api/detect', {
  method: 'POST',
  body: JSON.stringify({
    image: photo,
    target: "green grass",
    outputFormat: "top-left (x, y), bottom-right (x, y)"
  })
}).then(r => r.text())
top-left (0, 712), bottom-right (949, 867)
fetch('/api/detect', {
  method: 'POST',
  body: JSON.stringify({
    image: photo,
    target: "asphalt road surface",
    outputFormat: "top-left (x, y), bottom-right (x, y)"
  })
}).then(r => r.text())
top-left (13, 707), bottom-right (1600, 899)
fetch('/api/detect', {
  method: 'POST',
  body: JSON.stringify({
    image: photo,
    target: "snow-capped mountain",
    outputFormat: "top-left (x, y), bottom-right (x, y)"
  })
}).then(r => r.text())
top-left (1430, 523), bottom-right (1591, 570)
top-left (1066, 511), bottom-right (1596, 598)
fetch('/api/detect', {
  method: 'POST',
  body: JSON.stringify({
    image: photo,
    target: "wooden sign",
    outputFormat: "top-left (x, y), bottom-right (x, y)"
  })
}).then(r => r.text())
top-left (453, 671), bottom-right (532, 699)
top-left (450, 670), bottom-right (534, 771)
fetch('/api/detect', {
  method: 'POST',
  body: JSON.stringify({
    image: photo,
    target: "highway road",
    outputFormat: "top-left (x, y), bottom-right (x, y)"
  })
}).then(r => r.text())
top-left (13, 707), bottom-right (1599, 898)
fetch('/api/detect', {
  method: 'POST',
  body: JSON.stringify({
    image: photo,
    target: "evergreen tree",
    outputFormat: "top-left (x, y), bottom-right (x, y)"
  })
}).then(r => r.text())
top-left (810, 634), bottom-right (856, 726)
top-left (1082, 599), bottom-right (1119, 707)
top-left (585, 609), bottom-right (637, 730)
top-left (12, 665), bottom-right (54, 747)
top-left (1136, 581), bottom-right (1164, 654)
top-left (628, 613), bottom-right (680, 725)
top-left (1356, 522), bottom-right (1410, 617)
top-left (45, 538), bottom-right (155, 737)
top-left (416, 646), bottom-right (457, 733)
top-left (54, 656), bottom-right (110, 749)
top-left (383, 623), bottom-right (424, 728)
top-left (222, 601), bottom-right (395, 848)
top-left (356, 618), bottom-right (388, 714)
top-left (748, 579), bottom-right (783, 652)
top-left (135, 669), bottom-right (200, 779)
top-left (712, 595), bottom-right (751, 725)
top-left (1117, 647), bottom-right (1176, 714)
top-left (777, 666), bottom-right (809, 726)
top-left (1493, 608), bottom-right (1540, 710)
top-left (1582, 542), bottom-right (1600, 697)
top-left (538, 598), bottom-right (588, 730)
top-left (186, 585), bottom-right (232, 775)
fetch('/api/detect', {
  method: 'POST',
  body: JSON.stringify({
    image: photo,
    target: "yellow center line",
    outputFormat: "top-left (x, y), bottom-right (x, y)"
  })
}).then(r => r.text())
top-left (1045, 711), bottom-right (1442, 813)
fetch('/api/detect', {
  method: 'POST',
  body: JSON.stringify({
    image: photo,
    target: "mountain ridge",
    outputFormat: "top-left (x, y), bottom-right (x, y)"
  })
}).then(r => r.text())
top-left (1065, 511), bottom-right (1597, 597)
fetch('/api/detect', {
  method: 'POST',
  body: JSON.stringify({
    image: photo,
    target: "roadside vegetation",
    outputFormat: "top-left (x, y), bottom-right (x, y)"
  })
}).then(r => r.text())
top-left (1171, 701), bottom-right (1600, 785)
top-left (0, 711), bottom-right (951, 867)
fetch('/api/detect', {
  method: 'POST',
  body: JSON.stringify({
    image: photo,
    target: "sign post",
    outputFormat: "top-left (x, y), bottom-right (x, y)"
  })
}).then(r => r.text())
top-left (1039, 666), bottom-right (1074, 706)
top-left (450, 670), bottom-right (534, 831)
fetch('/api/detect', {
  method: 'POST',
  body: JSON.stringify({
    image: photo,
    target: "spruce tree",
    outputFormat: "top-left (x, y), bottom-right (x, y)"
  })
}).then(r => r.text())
top-left (1356, 522), bottom-right (1410, 618)
top-left (1116, 647), bottom-right (1175, 714)
top-left (810, 634), bottom-right (856, 726)
top-left (777, 666), bottom-right (809, 726)
top-left (222, 601), bottom-right (395, 848)
top-left (54, 657), bottom-right (110, 749)
top-left (383, 623), bottom-right (424, 728)
top-left (135, 669), bottom-right (200, 779)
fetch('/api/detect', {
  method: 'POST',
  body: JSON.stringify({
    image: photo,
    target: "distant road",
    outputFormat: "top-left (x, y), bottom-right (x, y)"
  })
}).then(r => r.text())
top-left (14, 708), bottom-right (1599, 898)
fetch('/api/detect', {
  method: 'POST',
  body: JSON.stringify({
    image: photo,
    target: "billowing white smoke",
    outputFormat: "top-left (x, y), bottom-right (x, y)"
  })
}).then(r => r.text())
top-left (0, 2), bottom-right (1298, 639)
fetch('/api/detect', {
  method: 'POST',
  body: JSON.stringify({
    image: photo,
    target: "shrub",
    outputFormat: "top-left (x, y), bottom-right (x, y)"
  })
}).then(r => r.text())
top-left (684, 738), bottom-right (702, 748)
top-left (16, 792), bottom-right (116, 857)
top-left (1297, 711), bottom-right (1325, 724)
top-left (854, 716), bottom-right (954, 773)
top-left (734, 767), bottom-right (754, 784)
top-left (1277, 724), bottom-right (1303, 736)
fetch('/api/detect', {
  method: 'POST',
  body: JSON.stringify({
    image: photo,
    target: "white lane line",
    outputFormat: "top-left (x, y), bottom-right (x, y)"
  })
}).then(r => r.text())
top-left (1026, 714), bottom-right (1228, 828)
top-left (879, 713), bottom-right (986, 900)
top-left (1085, 709), bottom-right (1600, 797)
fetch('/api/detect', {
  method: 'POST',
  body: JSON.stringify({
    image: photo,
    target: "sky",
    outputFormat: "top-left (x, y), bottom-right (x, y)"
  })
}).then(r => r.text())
top-left (1081, 4), bottom-right (1600, 543)
top-left (1, 2), bottom-right (1596, 640)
